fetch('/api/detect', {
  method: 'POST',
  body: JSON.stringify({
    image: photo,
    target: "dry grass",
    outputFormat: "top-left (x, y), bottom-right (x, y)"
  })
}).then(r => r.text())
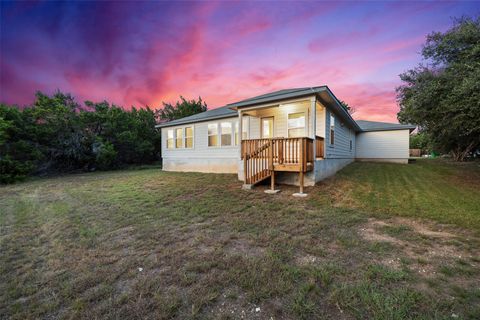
top-left (1, 160), bottom-right (479, 319)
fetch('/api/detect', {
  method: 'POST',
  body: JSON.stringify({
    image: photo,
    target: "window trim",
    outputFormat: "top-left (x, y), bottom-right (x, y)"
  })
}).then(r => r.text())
top-left (234, 121), bottom-right (239, 146)
top-left (184, 126), bottom-right (194, 149)
top-left (287, 112), bottom-right (306, 138)
top-left (175, 128), bottom-right (184, 148)
top-left (329, 113), bottom-right (335, 147)
top-left (207, 123), bottom-right (219, 147)
top-left (166, 129), bottom-right (174, 149)
top-left (220, 121), bottom-right (233, 146)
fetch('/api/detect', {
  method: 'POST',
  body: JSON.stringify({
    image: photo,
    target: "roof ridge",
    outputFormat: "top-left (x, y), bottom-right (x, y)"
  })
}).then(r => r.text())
top-left (227, 87), bottom-right (315, 105)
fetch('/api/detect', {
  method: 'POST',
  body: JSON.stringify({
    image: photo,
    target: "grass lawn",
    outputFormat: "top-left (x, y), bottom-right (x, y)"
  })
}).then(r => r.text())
top-left (1, 159), bottom-right (479, 319)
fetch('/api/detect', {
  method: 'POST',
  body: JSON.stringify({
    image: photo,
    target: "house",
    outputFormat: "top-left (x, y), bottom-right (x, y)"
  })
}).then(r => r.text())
top-left (156, 86), bottom-right (415, 194)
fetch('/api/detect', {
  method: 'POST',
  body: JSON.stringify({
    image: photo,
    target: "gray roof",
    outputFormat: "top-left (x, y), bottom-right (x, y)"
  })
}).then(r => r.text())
top-left (155, 105), bottom-right (236, 128)
top-left (227, 87), bottom-right (316, 108)
top-left (155, 86), bottom-right (414, 133)
top-left (356, 120), bottom-right (416, 132)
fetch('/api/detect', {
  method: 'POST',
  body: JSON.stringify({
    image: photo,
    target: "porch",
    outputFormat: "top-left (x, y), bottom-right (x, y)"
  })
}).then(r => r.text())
top-left (237, 97), bottom-right (327, 194)
top-left (241, 136), bottom-right (324, 193)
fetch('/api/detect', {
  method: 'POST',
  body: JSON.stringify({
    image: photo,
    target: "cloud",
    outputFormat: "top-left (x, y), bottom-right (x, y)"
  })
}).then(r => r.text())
top-left (1, 0), bottom-right (476, 123)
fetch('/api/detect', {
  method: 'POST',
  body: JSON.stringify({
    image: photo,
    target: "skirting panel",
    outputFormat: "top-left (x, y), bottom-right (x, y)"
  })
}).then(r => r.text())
top-left (163, 158), bottom-right (238, 174)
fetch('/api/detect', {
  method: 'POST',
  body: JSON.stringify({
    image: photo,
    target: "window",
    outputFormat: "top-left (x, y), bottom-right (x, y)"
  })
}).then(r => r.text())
top-left (208, 123), bottom-right (218, 147)
top-left (167, 129), bottom-right (174, 149)
top-left (175, 128), bottom-right (183, 148)
top-left (185, 127), bottom-right (193, 148)
top-left (288, 112), bottom-right (306, 138)
top-left (234, 121), bottom-right (239, 145)
top-left (221, 122), bottom-right (232, 146)
top-left (261, 117), bottom-right (273, 138)
top-left (242, 117), bottom-right (249, 139)
top-left (350, 140), bottom-right (352, 151)
top-left (330, 114), bottom-right (335, 145)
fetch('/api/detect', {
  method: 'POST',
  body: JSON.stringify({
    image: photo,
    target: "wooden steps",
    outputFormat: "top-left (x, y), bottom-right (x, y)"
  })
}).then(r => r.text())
top-left (242, 137), bottom-right (316, 191)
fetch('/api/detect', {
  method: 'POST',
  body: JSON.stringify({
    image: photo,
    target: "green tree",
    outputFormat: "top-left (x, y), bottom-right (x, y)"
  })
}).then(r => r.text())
top-left (410, 132), bottom-right (431, 151)
top-left (1, 91), bottom-right (161, 183)
top-left (340, 100), bottom-right (355, 115)
top-left (397, 17), bottom-right (480, 161)
top-left (156, 96), bottom-right (207, 122)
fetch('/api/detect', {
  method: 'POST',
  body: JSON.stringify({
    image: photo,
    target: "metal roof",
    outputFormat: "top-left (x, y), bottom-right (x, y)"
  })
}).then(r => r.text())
top-left (356, 120), bottom-right (416, 132)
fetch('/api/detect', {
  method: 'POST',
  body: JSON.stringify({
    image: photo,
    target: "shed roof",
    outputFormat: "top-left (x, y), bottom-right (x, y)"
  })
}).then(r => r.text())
top-left (356, 120), bottom-right (416, 132)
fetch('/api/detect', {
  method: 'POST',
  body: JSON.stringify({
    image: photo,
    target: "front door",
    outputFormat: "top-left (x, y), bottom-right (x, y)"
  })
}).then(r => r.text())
top-left (261, 117), bottom-right (274, 138)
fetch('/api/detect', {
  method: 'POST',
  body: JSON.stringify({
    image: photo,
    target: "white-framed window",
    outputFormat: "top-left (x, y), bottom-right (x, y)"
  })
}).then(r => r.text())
top-left (330, 114), bottom-right (335, 146)
top-left (287, 112), bottom-right (306, 138)
top-left (208, 123), bottom-right (218, 147)
top-left (167, 129), bottom-right (174, 149)
top-left (234, 121), bottom-right (239, 145)
top-left (175, 128), bottom-right (183, 148)
top-left (185, 126), bottom-right (193, 148)
top-left (221, 122), bottom-right (232, 146)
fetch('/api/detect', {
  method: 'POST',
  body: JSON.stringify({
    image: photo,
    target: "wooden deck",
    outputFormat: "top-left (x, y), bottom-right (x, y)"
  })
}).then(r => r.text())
top-left (241, 136), bottom-right (324, 192)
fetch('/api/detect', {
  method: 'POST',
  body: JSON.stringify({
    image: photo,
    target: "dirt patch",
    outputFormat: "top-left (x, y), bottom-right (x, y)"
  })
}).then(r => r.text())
top-left (295, 253), bottom-right (321, 266)
top-left (224, 239), bottom-right (266, 258)
top-left (359, 217), bottom-right (480, 278)
top-left (204, 287), bottom-right (283, 320)
top-left (393, 217), bottom-right (457, 238)
top-left (360, 220), bottom-right (402, 244)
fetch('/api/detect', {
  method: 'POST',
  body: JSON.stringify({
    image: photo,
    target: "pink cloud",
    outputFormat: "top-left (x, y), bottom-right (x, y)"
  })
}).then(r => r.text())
top-left (2, 0), bottom-right (476, 124)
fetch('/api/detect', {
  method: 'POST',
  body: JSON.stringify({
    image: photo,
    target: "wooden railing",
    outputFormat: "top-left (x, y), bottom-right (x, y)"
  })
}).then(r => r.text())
top-left (315, 136), bottom-right (325, 158)
top-left (242, 137), bottom-right (314, 185)
top-left (242, 139), bottom-right (272, 185)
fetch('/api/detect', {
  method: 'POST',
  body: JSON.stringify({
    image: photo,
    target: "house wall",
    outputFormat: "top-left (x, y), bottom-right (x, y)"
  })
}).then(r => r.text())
top-left (244, 99), bottom-right (327, 139)
top-left (355, 129), bottom-right (410, 163)
top-left (314, 158), bottom-right (354, 182)
top-left (324, 109), bottom-right (356, 159)
top-left (161, 117), bottom-right (240, 173)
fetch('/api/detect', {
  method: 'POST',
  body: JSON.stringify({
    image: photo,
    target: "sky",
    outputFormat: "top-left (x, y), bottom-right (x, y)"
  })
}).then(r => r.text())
top-left (1, 1), bottom-right (479, 122)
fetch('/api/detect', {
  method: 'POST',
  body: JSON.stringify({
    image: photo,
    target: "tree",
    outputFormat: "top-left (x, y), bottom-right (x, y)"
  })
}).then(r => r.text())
top-left (410, 132), bottom-right (431, 152)
top-left (1, 91), bottom-right (162, 183)
top-left (397, 17), bottom-right (480, 161)
top-left (156, 96), bottom-right (207, 122)
top-left (340, 100), bottom-right (355, 115)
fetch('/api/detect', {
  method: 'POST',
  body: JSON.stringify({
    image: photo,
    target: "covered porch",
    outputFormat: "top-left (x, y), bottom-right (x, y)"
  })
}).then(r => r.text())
top-left (237, 96), bottom-right (326, 193)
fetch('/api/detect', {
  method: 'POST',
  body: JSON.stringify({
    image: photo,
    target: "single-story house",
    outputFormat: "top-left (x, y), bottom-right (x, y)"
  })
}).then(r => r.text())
top-left (156, 86), bottom-right (415, 193)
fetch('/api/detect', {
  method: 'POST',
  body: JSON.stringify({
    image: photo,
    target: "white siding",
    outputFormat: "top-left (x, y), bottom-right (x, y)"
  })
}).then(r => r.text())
top-left (161, 117), bottom-right (239, 173)
top-left (245, 100), bottom-right (311, 138)
top-left (324, 110), bottom-right (356, 159)
top-left (355, 130), bottom-right (410, 161)
top-left (249, 116), bottom-right (261, 139)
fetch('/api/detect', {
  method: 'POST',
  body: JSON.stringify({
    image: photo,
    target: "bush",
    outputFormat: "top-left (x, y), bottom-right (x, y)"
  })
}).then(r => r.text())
top-left (93, 140), bottom-right (117, 170)
top-left (0, 156), bottom-right (34, 183)
top-left (0, 91), bottom-right (162, 183)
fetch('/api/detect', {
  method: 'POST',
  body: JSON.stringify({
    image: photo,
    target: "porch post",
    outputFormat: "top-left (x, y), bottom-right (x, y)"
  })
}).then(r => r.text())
top-left (238, 109), bottom-right (243, 158)
top-left (239, 110), bottom-right (245, 183)
top-left (310, 96), bottom-right (317, 158)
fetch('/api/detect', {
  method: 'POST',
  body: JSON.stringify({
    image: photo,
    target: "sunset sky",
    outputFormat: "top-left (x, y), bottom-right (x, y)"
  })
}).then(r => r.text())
top-left (1, 1), bottom-right (478, 122)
